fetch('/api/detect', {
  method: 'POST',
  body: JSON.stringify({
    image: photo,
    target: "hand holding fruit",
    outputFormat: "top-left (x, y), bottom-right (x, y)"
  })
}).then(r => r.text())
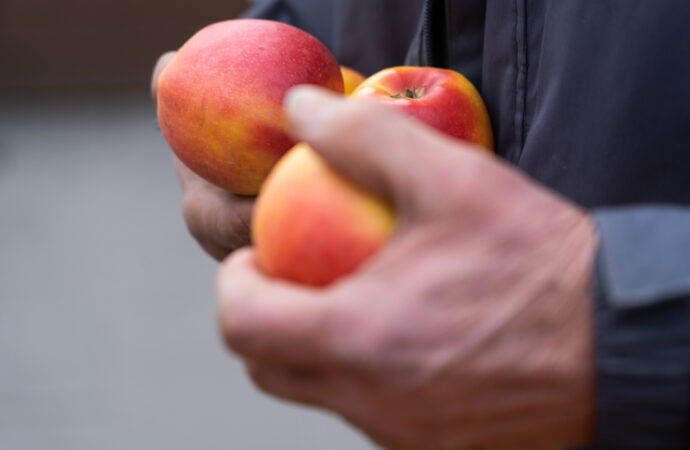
top-left (152, 49), bottom-right (254, 260)
top-left (253, 143), bottom-right (394, 286)
top-left (154, 19), bottom-right (349, 259)
top-left (253, 67), bottom-right (494, 285)
top-left (157, 19), bottom-right (344, 196)
top-left (154, 18), bottom-right (497, 273)
top-left (174, 156), bottom-right (255, 260)
top-left (155, 18), bottom-right (598, 448)
top-left (218, 87), bottom-right (597, 449)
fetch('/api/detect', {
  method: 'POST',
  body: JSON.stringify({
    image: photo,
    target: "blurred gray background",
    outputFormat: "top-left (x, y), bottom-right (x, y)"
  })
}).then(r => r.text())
top-left (0, 0), bottom-right (373, 448)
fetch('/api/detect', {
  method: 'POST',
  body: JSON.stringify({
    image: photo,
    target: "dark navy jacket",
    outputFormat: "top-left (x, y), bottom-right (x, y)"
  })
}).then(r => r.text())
top-left (245, 1), bottom-right (690, 447)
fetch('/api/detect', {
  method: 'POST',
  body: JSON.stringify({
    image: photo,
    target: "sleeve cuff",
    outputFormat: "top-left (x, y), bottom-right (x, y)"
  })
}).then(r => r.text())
top-left (591, 207), bottom-right (690, 449)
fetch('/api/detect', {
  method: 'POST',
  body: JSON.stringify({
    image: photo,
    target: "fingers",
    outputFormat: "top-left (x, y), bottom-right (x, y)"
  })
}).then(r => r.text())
top-left (151, 51), bottom-right (176, 102)
top-left (284, 86), bottom-right (488, 217)
top-left (217, 248), bottom-right (343, 367)
top-left (172, 154), bottom-right (202, 190)
top-left (245, 361), bottom-right (346, 410)
top-left (174, 156), bottom-right (254, 260)
top-left (196, 239), bottom-right (236, 262)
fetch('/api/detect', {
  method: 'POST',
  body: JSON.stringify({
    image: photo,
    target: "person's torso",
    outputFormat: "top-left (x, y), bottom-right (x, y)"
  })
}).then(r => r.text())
top-left (417, 0), bottom-right (690, 208)
top-left (251, 0), bottom-right (690, 209)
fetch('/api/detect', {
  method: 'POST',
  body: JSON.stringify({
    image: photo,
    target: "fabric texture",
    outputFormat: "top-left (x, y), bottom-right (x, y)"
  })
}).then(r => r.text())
top-left (245, 0), bottom-right (424, 76)
top-left (593, 208), bottom-right (690, 449)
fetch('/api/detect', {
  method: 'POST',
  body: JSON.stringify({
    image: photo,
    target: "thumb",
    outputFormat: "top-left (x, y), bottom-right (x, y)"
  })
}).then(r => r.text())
top-left (284, 86), bottom-right (485, 216)
top-left (151, 51), bottom-right (176, 102)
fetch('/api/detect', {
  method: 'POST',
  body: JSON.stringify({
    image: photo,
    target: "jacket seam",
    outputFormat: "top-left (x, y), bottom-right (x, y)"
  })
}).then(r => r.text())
top-left (512, 0), bottom-right (519, 163)
top-left (514, 0), bottom-right (528, 163)
top-left (521, 1), bottom-right (528, 157)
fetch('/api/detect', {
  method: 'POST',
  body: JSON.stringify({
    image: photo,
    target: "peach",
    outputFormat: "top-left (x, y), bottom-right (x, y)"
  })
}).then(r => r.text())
top-left (157, 19), bottom-right (344, 195)
top-left (351, 66), bottom-right (493, 150)
top-left (253, 143), bottom-right (395, 286)
top-left (340, 66), bottom-right (366, 95)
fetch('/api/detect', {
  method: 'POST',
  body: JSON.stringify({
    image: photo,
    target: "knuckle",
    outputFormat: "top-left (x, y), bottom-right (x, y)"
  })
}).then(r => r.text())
top-left (220, 203), bottom-right (252, 250)
top-left (183, 188), bottom-right (251, 252)
top-left (181, 190), bottom-right (205, 239)
top-left (323, 291), bottom-right (400, 373)
top-left (247, 366), bottom-right (269, 390)
top-left (320, 300), bottom-right (368, 366)
top-left (362, 321), bottom-right (404, 371)
top-left (246, 364), bottom-right (276, 395)
top-left (353, 314), bottom-right (418, 374)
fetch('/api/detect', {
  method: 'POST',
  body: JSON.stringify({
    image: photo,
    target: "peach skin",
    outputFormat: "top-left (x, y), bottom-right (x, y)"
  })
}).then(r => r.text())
top-left (157, 19), bottom-right (344, 195)
top-left (252, 143), bottom-right (395, 286)
top-left (351, 66), bottom-right (494, 151)
top-left (340, 66), bottom-right (366, 95)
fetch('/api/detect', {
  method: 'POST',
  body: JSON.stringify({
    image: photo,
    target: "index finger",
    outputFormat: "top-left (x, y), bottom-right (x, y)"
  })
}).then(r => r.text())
top-left (216, 248), bottom-right (344, 368)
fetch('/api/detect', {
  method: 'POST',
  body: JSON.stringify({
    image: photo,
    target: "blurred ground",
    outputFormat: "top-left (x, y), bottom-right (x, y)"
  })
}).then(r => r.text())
top-left (0, 90), bottom-right (373, 450)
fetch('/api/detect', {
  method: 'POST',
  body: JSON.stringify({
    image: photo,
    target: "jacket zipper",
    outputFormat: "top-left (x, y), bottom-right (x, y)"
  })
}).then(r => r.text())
top-left (513, 0), bottom-right (528, 161)
top-left (422, 0), bottom-right (447, 68)
top-left (423, 0), bottom-right (434, 65)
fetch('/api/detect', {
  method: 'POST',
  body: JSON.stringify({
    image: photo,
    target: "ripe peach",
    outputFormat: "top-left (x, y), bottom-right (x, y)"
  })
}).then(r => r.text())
top-left (157, 19), bottom-right (344, 195)
top-left (351, 66), bottom-right (493, 150)
top-left (340, 66), bottom-right (366, 95)
top-left (253, 143), bottom-right (395, 286)
top-left (254, 67), bottom-right (495, 287)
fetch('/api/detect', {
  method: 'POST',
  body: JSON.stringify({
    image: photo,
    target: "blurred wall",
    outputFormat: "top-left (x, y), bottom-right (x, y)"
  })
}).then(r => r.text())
top-left (0, 0), bottom-right (250, 89)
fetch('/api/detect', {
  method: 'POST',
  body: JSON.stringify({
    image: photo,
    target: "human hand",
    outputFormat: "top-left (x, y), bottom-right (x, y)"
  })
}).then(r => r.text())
top-left (173, 156), bottom-right (254, 260)
top-left (151, 51), bottom-right (176, 102)
top-left (152, 51), bottom-right (254, 260)
top-left (217, 87), bottom-right (597, 449)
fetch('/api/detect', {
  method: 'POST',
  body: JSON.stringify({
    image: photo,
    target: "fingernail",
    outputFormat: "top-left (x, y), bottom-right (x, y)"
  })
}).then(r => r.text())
top-left (284, 86), bottom-right (336, 132)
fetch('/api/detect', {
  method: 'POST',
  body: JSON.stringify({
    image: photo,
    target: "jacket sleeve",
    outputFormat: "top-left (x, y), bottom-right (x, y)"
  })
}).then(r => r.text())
top-left (592, 206), bottom-right (690, 449)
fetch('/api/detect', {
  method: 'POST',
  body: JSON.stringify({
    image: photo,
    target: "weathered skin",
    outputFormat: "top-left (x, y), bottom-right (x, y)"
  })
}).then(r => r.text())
top-left (157, 19), bottom-right (344, 195)
top-left (253, 143), bottom-right (395, 286)
top-left (352, 67), bottom-right (494, 151)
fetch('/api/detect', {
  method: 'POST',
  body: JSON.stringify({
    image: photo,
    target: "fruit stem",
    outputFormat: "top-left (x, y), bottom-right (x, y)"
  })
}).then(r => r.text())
top-left (390, 86), bottom-right (426, 99)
